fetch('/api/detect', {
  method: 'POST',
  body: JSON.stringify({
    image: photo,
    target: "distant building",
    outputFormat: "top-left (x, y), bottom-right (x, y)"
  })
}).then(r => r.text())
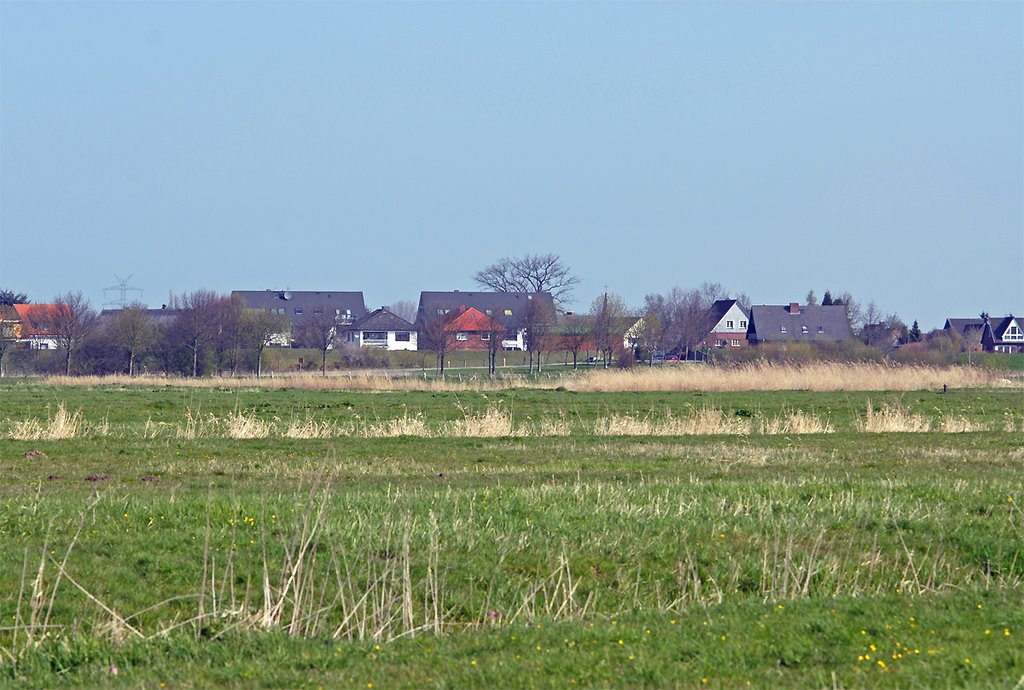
top-left (705, 299), bottom-right (750, 348)
top-left (232, 290), bottom-right (367, 345)
top-left (748, 302), bottom-right (853, 345)
top-left (416, 291), bottom-right (556, 351)
top-left (341, 308), bottom-right (417, 351)
top-left (11, 304), bottom-right (60, 350)
top-left (944, 315), bottom-right (1023, 353)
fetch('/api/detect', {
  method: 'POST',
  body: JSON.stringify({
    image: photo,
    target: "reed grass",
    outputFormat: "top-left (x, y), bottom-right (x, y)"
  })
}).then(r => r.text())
top-left (38, 361), bottom-right (1012, 393)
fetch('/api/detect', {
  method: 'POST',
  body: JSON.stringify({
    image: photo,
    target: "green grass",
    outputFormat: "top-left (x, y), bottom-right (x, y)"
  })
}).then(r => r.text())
top-left (0, 381), bottom-right (1022, 687)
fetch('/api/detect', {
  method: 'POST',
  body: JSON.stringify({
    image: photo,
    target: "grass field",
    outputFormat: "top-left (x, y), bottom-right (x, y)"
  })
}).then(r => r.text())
top-left (1, 370), bottom-right (1022, 687)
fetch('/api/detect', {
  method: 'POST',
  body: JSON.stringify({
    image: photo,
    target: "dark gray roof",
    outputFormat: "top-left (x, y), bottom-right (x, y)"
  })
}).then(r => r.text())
top-left (417, 291), bottom-right (556, 328)
top-left (347, 308), bottom-right (415, 333)
top-left (707, 299), bottom-right (748, 326)
top-left (233, 290), bottom-right (366, 329)
top-left (944, 318), bottom-right (985, 335)
top-left (749, 304), bottom-right (852, 343)
top-left (98, 308), bottom-right (182, 328)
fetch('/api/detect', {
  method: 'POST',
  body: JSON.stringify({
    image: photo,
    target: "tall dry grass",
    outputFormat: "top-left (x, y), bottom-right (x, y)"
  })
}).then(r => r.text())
top-left (38, 361), bottom-right (1014, 393)
top-left (8, 403), bottom-right (84, 441)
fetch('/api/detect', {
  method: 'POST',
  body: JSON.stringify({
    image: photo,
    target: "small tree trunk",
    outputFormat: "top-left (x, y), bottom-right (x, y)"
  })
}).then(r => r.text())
top-left (256, 347), bottom-right (263, 378)
top-left (128, 351), bottom-right (136, 377)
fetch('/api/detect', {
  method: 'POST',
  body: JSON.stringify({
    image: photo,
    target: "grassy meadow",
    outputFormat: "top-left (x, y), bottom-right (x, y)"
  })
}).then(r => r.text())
top-left (0, 366), bottom-right (1022, 688)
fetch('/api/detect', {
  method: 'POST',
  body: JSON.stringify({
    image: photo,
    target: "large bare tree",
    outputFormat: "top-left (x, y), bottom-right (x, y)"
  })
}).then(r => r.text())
top-left (643, 283), bottom-right (731, 358)
top-left (558, 313), bottom-right (591, 369)
top-left (589, 292), bottom-right (629, 367)
top-left (296, 312), bottom-right (337, 376)
top-left (418, 311), bottom-right (458, 375)
top-left (51, 291), bottom-right (98, 376)
top-left (473, 253), bottom-right (580, 305)
top-left (520, 296), bottom-right (555, 373)
top-left (239, 309), bottom-right (291, 378)
top-left (172, 289), bottom-right (227, 377)
top-left (107, 304), bottom-right (157, 376)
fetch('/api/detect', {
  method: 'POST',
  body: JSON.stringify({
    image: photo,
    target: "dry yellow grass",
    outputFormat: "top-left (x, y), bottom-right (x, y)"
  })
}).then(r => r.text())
top-left (593, 409), bottom-right (753, 436)
top-left (8, 403), bottom-right (83, 440)
top-left (860, 403), bottom-right (931, 433)
top-left (41, 362), bottom-right (1012, 393)
top-left (223, 412), bottom-right (275, 439)
top-left (758, 410), bottom-right (834, 434)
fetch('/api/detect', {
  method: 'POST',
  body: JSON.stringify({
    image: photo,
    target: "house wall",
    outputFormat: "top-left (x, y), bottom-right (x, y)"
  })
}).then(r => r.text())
top-left (710, 304), bottom-right (749, 335)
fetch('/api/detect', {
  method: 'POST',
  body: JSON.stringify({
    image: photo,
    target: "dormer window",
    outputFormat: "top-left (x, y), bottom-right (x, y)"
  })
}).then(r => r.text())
top-left (817, 325), bottom-right (824, 333)
top-left (801, 325), bottom-right (809, 334)
top-left (504, 309), bottom-right (513, 316)
top-left (780, 325), bottom-right (787, 333)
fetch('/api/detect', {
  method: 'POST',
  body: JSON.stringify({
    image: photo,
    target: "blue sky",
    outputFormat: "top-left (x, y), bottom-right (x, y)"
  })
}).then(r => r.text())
top-left (1, 1), bottom-right (1021, 329)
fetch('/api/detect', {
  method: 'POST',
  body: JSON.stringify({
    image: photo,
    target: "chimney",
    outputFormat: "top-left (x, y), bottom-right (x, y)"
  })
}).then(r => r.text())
top-left (789, 303), bottom-right (800, 314)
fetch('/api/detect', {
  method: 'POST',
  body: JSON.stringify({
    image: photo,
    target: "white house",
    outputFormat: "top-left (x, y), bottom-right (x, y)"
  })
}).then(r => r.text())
top-left (342, 308), bottom-right (417, 351)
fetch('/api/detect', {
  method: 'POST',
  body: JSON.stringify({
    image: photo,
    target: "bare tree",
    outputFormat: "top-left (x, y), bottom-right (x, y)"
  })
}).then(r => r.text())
top-left (418, 311), bottom-right (458, 375)
top-left (296, 312), bottom-right (336, 376)
top-left (633, 311), bottom-right (662, 365)
top-left (473, 253), bottom-right (580, 305)
top-left (832, 291), bottom-right (864, 332)
top-left (51, 291), bottom-right (98, 376)
top-left (386, 300), bottom-right (417, 324)
top-left (479, 313), bottom-right (507, 377)
top-left (172, 289), bottom-right (225, 377)
top-left (644, 283), bottom-right (728, 358)
top-left (107, 304), bottom-right (157, 376)
top-left (558, 314), bottom-right (591, 369)
top-left (589, 292), bottom-right (629, 367)
top-left (239, 309), bottom-right (291, 378)
top-left (519, 296), bottom-right (555, 373)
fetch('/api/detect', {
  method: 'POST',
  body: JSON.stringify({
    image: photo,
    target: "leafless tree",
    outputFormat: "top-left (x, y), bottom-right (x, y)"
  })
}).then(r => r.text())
top-left (644, 283), bottom-right (728, 358)
top-left (296, 312), bottom-right (336, 376)
top-left (107, 304), bottom-right (157, 376)
top-left (589, 292), bottom-right (629, 367)
top-left (473, 253), bottom-right (580, 306)
top-left (558, 314), bottom-right (591, 369)
top-left (239, 309), bottom-right (291, 378)
top-left (418, 312), bottom-right (458, 375)
top-left (172, 289), bottom-right (225, 377)
top-left (520, 296), bottom-right (555, 373)
top-left (832, 291), bottom-right (864, 332)
top-left (51, 291), bottom-right (98, 376)
top-left (386, 300), bottom-right (418, 324)
top-left (633, 312), bottom-right (662, 365)
top-left (479, 313), bottom-right (507, 377)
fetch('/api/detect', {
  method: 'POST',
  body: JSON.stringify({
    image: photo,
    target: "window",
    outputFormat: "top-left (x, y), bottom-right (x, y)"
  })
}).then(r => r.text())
top-left (726, 320), bottom-right (734, 329)
top-left (456, 332), bottom-right (468, 341)
top-left (715, 339), bottom-right (726, 348)
top-left (780, 325), bottom-right (787, 333)
top-left (504, 309), bottom-right (513, 316)
top-left (480, 332), bottom-right (491, 341)
top-left (395, 332), bottom-right (410, 342)
top-left (314, 308), bottom-right (323, 315)
top-left (294, 308), bottom-right (303, 315)
top-left (485, 309), bottom-right (493, 316)
top-left (817, 326), bottom-right (824, 333)
top-left (740, 320), bottom-right (747, 329)
top-left (731, 339), bottom-right (741, 347)
top-left (363, 331), bottom-right (386, 341)
top-left (801, 325), bottom-right (808, 334)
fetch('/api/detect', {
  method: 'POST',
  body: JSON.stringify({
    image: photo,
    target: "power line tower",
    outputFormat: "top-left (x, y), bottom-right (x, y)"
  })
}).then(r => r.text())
top-left (103, 274), bottom-right (143, 309)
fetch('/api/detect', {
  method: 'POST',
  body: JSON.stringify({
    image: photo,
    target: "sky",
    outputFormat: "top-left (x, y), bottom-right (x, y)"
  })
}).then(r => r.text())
top-left (1, 1), bottom-right (1021, 329)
